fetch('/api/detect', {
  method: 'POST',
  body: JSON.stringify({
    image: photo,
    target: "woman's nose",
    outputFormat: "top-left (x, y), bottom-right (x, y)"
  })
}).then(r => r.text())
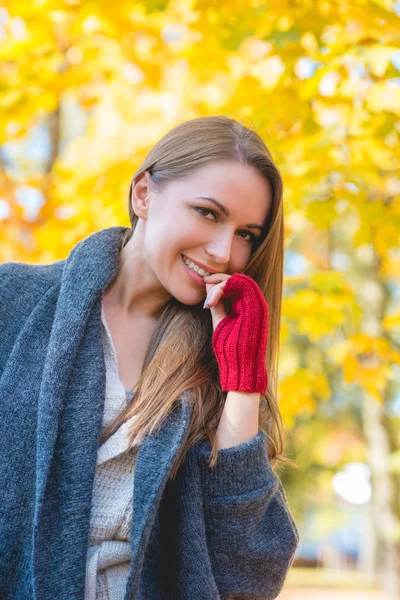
top-left (206, 232), bottom-right (234, 267)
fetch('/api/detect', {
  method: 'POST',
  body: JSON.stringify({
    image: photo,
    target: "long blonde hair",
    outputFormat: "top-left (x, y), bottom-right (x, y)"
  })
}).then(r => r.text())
top-left (100, 115), bottom-right (298, 479)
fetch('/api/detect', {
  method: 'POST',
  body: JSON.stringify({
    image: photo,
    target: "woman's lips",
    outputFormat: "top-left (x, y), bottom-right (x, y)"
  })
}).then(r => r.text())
top-left (181, 254), bottom-right (206, 287)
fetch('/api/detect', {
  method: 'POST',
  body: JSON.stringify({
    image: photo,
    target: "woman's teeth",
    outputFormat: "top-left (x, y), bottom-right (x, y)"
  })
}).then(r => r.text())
top-left (182, 255), bottom-right (211, 277)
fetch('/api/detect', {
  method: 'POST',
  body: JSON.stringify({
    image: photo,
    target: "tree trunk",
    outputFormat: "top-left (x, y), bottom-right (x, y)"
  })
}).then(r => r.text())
top-left (357, 245), bottom-right (400, 596)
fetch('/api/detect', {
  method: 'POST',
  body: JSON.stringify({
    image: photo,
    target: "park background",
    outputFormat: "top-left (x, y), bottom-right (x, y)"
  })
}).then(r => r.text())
top-left (1, 1), bottom-right (399, 598)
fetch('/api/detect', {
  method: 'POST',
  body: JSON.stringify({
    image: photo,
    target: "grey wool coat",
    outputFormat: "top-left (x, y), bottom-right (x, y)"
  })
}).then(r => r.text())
top-left (0, 226), bottom-right (300, 600)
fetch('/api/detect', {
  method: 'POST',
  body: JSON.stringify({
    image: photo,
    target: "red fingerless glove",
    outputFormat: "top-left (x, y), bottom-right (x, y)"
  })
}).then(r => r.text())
top-left (212, 273), bottom-right (269, 394)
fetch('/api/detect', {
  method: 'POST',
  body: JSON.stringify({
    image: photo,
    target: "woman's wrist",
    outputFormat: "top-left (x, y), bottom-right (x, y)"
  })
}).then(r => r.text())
top-left (216, 390), bottom-right (261, 450)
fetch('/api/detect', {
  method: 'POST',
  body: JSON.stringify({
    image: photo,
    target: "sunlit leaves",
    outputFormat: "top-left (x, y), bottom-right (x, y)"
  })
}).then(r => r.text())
top-left (279, 368), bottom-right (331, 426)
top-left (0, 0), bottom-right (399, 430)
top-left (326, 334), bottom-right (399, 401)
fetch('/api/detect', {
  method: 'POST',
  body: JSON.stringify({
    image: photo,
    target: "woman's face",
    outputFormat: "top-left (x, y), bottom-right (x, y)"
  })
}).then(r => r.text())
top-left (132, 160), bottom-right (272, 306)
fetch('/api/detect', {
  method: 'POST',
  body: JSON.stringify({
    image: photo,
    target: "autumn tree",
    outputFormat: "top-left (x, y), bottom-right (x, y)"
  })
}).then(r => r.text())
top-left (1, 0), bottom-right (399, 593)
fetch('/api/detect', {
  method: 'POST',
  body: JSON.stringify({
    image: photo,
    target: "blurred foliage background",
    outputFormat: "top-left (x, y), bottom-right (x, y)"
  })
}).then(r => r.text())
top-left (1, 0), bottom-right (399, 597)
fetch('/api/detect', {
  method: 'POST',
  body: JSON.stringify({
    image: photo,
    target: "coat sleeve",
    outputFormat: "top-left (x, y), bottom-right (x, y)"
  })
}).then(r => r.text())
top-left (195, 429), bottom-right (300, 600)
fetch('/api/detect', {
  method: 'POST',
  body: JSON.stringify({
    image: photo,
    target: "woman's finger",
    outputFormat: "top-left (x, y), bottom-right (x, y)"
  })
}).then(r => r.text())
top-left (204, 281), bottom-right (229, 329)
top-left (202, 273), bottom-right (231, 283)
top-left (204, 280), bottom-right (227, 307)
top-left (204, 277), bottom-right (229, 301)
top-left (203, 273), bottom-right (231, 298)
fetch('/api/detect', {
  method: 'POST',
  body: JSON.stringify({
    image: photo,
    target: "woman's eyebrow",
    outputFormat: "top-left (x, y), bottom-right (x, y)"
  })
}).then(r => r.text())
top-left (191, 196), bottom-right (264, 231)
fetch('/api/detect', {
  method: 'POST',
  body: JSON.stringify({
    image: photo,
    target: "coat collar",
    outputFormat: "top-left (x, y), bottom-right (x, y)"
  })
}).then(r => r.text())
top-left (32, 226), bottom-right (194, 599)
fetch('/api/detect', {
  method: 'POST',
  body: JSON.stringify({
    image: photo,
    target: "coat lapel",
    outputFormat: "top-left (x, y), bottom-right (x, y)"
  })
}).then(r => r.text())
top-left (33, 226), bottom-right (126, 598)
top-left (32, 226), bottom-right (193, 599)
top-left (126, 392), bottom-right (193, 598)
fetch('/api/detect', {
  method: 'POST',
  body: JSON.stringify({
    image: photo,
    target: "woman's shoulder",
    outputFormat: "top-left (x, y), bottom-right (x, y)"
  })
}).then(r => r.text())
top-left (0, 259), bottom-right (65, 378)
top-left (0, 259), bottom-right (64, 326)
top-left (0, 259), bottom-right (64, 293)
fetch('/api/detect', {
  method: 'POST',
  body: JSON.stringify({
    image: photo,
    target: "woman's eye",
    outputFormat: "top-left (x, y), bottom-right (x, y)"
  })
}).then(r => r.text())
top-left (195, 207), bottom-right (217, 220)
top-left (194, 207), bottom-right (255, 243)
top-left (238, 231), bottom-right (256, 243)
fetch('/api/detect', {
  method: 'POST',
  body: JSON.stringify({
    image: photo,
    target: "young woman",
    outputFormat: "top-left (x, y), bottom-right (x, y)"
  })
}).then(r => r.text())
top-left (0, 115), bottom-right (299, 600)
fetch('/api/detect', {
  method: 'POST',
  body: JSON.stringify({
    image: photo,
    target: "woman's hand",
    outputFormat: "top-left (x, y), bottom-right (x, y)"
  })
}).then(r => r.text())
top-left (203, 272), bottom-right (270, 394)
top-left (202, 272), bottom-right (232, 331)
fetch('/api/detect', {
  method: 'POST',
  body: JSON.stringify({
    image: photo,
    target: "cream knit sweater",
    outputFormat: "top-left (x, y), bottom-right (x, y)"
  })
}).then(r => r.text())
top-left (84, 302), bottom-right (140, 600)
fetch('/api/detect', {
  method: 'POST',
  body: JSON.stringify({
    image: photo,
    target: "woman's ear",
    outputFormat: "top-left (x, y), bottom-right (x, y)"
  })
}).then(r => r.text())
top-left (131, 171), bottom-right (152, 220)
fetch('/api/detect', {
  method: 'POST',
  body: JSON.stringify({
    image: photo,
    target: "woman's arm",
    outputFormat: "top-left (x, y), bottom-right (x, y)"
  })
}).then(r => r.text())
top-left (216, 390), bottom-right (260, 450)
top-left (196, 430), bottom-right (300, 600)
top-left (199, 273), bottom-right (298, 598)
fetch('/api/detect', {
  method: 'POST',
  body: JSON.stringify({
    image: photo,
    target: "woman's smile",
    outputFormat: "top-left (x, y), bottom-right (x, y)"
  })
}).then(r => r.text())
top-left (181, 254), bottom-right (207, 287)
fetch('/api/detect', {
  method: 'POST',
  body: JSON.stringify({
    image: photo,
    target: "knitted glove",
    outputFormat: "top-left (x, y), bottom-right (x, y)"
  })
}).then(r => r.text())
top-left (212, 273), bottom-right (269, 394)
